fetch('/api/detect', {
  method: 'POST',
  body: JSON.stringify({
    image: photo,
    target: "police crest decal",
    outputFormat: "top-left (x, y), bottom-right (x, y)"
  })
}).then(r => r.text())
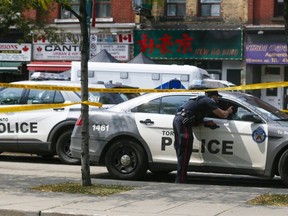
top-left (252, 127), bottom-right (266, 143)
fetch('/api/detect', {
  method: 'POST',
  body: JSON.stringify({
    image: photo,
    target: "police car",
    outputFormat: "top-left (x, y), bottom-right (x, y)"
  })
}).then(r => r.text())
top-left (0, 80), bottom-right (139, 164)
top-left (70, 91), bottom-right (288, 186)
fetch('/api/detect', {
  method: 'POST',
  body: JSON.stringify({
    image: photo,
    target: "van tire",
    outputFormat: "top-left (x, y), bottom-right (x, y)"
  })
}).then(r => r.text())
top-left (278, 149), bottom-right (288, 186)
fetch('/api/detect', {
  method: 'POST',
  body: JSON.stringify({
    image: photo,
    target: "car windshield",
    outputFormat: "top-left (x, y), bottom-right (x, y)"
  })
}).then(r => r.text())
top-left (240, 94), bottom-right (288, 120)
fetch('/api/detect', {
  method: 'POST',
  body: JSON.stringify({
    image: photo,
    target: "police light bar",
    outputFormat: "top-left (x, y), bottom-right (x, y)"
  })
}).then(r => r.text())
top-left (188, 79), bottom-right (226, 90)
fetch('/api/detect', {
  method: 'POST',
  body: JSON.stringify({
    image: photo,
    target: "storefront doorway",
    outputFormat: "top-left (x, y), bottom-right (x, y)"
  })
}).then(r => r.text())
top-left (261, 65), bottom-right (284, 109)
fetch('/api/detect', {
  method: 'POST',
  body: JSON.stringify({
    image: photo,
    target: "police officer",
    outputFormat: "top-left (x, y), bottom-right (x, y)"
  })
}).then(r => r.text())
top-left (173, 90), bottom-right (233, 183)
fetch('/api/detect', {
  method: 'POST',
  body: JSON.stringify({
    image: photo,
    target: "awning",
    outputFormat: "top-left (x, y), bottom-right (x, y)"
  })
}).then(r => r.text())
top-left (27, 61), bottom-right (71, 72)
top-left (0, 61), bottom-right (22, 74)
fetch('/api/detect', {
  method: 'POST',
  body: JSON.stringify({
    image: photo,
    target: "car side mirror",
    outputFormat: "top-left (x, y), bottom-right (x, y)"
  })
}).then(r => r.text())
top-left (241, 113), bottom-right (262, 123)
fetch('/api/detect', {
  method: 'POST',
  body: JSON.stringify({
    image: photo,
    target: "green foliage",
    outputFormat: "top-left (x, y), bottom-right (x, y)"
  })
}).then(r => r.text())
top-left (0, 0), bottom-right (75, 43)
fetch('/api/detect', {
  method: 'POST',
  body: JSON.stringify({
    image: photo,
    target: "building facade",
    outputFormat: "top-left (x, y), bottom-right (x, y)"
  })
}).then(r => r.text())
top-left (135, 0), bottom-right (248, 87)
top-left (245, 0), bottom-right (287, 109)
top-left (136, 0), bottom-right (287, 109)
top-left (0, 0), bottom-right (137, 81)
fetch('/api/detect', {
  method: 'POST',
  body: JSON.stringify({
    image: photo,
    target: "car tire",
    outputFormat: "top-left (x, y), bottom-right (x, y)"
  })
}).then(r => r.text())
top-left (278, 149), bottom-right (288, 186)
top-left (56, 130), bottom-right (80, 165)
top-left (105, 139), bottom-right (148, 180)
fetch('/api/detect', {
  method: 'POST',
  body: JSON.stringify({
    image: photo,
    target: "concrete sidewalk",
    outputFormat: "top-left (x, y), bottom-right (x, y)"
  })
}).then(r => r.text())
top-left (0, 172), bottom-right (288, 216)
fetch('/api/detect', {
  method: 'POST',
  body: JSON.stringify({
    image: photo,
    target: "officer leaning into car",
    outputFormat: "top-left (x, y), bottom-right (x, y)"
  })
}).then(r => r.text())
top-left (173, 90), bottom-right (234, 184)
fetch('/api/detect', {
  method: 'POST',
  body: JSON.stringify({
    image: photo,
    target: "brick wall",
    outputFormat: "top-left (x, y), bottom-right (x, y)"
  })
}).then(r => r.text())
top-left (154, 0), bottom-right (248, 24)
top-left (46, 3), bottom-right (60, 23)
top-left (23, 9), bottom-right (37, 20)
top-left (24, 1), bottom-right (135, 24)
top-left (112, 0), bottom-right (135, 23)
top-left (252, 0), bottom-right (274, 24)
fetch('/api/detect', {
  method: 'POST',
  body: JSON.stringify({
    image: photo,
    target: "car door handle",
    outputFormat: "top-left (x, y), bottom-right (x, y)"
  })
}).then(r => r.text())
top-left (53, 108), bottom-right (65, 111)
top-left (204, 121), bottom-right (220, 129)
top-left (140, 119), bottom-right (154, 125)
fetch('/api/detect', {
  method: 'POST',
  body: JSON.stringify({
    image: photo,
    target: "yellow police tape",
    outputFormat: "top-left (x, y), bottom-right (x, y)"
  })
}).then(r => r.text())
top-left (0, 81), bottom-right (287, 113)
top-left (0, 101), bottom-right (102, 112)
top-left (1, 81), bottom-right (288, 93)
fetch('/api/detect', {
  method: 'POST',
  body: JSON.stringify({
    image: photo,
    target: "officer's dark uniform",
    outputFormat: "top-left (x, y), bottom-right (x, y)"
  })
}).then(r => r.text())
top-left (173, 93), bottom-right (220, 183)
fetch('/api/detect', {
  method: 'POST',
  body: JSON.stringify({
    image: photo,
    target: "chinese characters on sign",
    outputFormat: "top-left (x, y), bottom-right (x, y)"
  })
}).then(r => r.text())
top-left (134, 30), bottom-right (242, 60)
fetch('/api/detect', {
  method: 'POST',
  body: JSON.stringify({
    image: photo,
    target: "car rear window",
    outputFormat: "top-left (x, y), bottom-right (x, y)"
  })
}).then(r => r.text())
top-left (75, 91), bottom-right (139, 104)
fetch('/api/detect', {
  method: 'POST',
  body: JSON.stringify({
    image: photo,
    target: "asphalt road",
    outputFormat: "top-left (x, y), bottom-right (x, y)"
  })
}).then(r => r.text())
top-left (0, 152), bottom-right (286, 189)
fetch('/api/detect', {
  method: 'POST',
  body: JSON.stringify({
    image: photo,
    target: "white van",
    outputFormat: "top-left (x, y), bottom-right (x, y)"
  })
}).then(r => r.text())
top-left (70, 61), bottom-right (210, 89)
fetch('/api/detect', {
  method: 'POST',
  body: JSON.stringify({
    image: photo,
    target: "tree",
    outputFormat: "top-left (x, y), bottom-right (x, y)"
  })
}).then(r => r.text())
top-left (41, 0), bottom-right (92, 186)
top-left (1, 0), bottom-right (92, 186)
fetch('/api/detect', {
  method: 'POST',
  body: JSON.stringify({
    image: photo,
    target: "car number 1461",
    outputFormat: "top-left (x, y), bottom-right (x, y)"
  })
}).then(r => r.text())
top-left (92, 124), bottom-right (109, 132)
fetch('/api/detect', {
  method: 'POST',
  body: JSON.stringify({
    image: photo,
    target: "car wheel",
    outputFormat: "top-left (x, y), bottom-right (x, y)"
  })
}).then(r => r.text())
top-left (56, 130), bottom-right (80, 165)
top-left (278, 149), bottom-right (288, 186)
top-left (105, 139), bottom-right (148, 180)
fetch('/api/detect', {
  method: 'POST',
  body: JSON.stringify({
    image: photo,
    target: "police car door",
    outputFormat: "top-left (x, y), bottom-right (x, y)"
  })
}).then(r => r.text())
top-left (199, 100), bottom-right (268, 170)
top-left (133, 95), bottom-right (202, 164)
top-left (0, 87), bottom-right (24, 150)
top-left (16, 89), bottom-right (73, 145)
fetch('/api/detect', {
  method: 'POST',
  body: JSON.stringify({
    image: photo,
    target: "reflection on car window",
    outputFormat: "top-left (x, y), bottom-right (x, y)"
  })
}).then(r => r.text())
top-left (207, 99), bottom-right (252, 121)
top-left (54, 91), bottom-right (65, 103)
top-left (27, 90), bottom-right (64, 104)
top-left (77, 91), bottom-right (139, 104)
top-left (132, 95), bottom-right (191, 114)
top-left (160, 95), bottom-right (191, 114)
top-left (135, 98), bottom-right (161, 113)
top-left (0, 88), bottom-right (23, 105)
top-left (240, 94), bottom-right (288, 120)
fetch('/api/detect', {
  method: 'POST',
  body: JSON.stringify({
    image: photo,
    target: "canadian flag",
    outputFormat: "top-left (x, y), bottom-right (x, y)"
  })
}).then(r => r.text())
top-left (118, 34), bottom-right (133, 43)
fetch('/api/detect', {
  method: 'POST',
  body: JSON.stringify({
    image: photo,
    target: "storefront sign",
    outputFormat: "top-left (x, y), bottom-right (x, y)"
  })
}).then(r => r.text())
top-left (134, 30), bottom-right (243, 60)
top-left (246, 43), bottom-right (288, 64)
top-left (33, 35), bottom-right (81, 60)
top-left (91, 34), bottom-right (117, 43)
top-left (90, 44), bottom-right (129, 61)
top-left (0, 43), bottom-right (31, 61)
top-left (33, 34), bottom-right (132, 61)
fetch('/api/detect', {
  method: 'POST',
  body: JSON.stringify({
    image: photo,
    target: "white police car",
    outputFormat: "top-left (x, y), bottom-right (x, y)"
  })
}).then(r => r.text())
top-left (0, 80), bottom-right (139, 164)
top-left (70, 91), bottom-right (288, 186)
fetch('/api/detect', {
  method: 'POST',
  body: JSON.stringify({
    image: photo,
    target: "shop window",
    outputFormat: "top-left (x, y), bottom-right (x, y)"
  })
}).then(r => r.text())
top-left (61, 0), bottom-right (111, 19)
top-left (274, 0), bottom-right (284, 17)
top-left (166, 0), bottom-right (186, 17)
top-left (265, 67), bottom-right (280, 75)
top-left (61, 0), bottom-right (80, 19)
top-left (199, 0), bottom-right (221, 17)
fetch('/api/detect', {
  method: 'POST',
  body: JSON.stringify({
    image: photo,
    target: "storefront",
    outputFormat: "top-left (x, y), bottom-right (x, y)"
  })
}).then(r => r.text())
top-left (245, 29), bottom-right (288, 109)
top-left (133, 29), bottom-right (243, 85)
top-left (28, 31), bottom-right (134, 80)
top-left (0, 43), bottom-right (31, 82)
